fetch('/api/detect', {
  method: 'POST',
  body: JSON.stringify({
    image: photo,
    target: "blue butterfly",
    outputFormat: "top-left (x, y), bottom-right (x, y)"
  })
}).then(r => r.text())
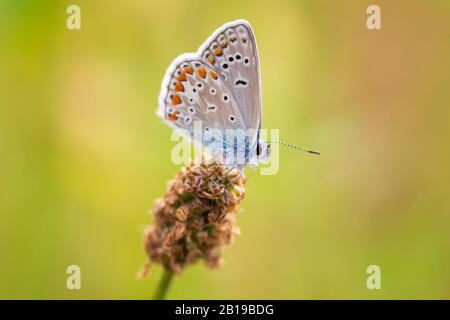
top-left (157, 19), bottom-right (269, 168)
top-left (158, 19), bottom-right (319, 170)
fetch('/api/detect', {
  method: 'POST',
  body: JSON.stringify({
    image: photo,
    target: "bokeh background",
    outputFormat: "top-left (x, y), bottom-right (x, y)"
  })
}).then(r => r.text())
top-left (1, 0), bottom-right (449, 299)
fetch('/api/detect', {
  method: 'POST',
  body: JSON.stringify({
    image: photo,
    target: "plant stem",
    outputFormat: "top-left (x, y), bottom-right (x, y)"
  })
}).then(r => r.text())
top-left (153, 269), bottom-right (174, 300)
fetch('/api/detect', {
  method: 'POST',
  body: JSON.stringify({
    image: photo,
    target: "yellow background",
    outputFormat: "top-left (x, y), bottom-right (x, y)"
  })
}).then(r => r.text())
top-left (0, 0), bottom-right (449, 299)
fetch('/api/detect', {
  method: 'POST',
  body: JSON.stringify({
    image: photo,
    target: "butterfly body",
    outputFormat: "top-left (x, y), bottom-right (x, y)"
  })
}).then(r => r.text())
top-left (157, 19), bottom-right (268, 169)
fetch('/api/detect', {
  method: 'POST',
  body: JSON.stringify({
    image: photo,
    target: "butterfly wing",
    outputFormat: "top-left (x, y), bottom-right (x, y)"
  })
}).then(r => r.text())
top-left (197, 20), bottom-right (262, 133)
top-left (157, 54), bottom-right (249, 163)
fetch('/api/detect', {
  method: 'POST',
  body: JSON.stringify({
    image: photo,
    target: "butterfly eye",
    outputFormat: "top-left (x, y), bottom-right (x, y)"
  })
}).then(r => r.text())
top-left (228, 56), bottom-right (234, 63)
top-left (184, 117), bottom-right (192, 124)
top-left (207, 105), bottom-right (216, 112)
top-left (210, 87), bottom-right (216, 95)
top-left (222, 62), bottom-right (229, 70)
top-left (235, 53), bottom-right (242, 61)
top-left (229, 115), bottom-right (236, 123)
top-left (196, 82), bottom-right (203, 89)
top-left (222, 94), bottom-right (229, 102)
top-left (188, 107), bottom-right (195, 114)
top-left (243, 57), bottom-right (250, 66)
top-left (189, 97), bottom-right (194, 104)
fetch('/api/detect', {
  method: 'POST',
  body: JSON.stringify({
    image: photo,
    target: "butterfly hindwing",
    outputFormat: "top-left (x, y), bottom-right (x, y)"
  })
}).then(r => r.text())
top-left (198, 20), bottom-right (262, 133)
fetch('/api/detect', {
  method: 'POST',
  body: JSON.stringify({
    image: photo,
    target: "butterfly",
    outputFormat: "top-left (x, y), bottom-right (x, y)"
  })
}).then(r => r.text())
top-left (157, 19), bottom-right (270, 170)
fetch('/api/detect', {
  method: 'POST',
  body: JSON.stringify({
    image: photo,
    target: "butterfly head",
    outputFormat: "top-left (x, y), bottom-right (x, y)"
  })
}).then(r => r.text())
top-left (256, 141), bottom-right (271, 162)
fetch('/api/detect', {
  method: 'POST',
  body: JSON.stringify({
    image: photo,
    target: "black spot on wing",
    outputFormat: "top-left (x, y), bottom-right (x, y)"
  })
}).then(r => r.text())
top-left (235, 79), bottom-right (248, 87)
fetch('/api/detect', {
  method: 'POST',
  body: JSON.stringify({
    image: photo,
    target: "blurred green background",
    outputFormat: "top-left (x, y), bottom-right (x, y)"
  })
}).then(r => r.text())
top-left (1, 0), bottom-right (449, 299)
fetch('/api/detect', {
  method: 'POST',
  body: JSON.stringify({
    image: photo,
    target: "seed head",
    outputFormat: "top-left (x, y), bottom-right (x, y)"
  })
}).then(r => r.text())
top-left (140, 161), bottom-right (245, 275)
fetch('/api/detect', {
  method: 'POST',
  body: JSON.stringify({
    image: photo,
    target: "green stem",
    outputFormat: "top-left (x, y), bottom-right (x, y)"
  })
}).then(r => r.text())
top-left (153, 269), bottom-right (174, 300)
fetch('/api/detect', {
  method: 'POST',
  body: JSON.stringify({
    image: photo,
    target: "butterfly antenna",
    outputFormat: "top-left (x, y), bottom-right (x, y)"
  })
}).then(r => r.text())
top-left (271, 141), bottom-right (321, 155)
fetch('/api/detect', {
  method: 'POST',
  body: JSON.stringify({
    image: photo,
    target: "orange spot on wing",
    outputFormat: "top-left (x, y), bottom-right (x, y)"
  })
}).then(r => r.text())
top-left (168, 110), bottom-right (180, 121)
top-left (177, 72), bottom-right (187, 82)
top-left (209, 70), bottom-right (218, 80)
top-left (207, 55), bottom-right (215, 64)
top-left (184, 66), bottom-right (193, 74)
top-left (197, 67), bottom-right (206, 78)
top-left (174, 82), bottom-right (184, 92)
top-left (214, 48), bottom-right (223, 56)
top-left (219, 40), bottom-right (228, 48)
top-left (171, 94), bottom-right (182, 105)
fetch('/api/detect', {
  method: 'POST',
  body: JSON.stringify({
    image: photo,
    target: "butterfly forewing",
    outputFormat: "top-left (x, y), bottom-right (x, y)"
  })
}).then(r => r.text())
top-left (198, 20), bottom-right (262, 132)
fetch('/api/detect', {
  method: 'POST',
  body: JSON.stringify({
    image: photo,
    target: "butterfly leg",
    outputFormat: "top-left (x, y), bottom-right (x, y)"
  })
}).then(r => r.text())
top-left (243, 163), bottom-right (259, 182)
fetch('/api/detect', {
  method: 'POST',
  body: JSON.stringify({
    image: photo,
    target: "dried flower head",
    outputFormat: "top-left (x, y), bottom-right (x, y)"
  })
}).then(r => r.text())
top-left (140, 161), bottom-right (245, 275)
